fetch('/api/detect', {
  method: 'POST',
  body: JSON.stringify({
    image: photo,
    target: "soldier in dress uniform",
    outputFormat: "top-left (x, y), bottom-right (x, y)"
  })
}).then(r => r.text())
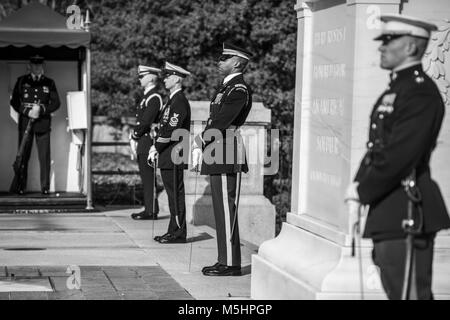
top-left (345, 15), bottom-right (450, 299)
top-left (149, 62), bottom-right (191, 243)
top-left (10, 55), bottom-right (60, 195)
top-left (192, 43), bottom-right (253, 276)
top-left (130, 65), bottom-right (163, 220)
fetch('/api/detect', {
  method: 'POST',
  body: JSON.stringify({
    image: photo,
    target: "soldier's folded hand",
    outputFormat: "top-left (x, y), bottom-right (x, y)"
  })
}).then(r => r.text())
top-left (129, 138), bottom-right (137, 160)
top-left (345, 182), bottom-right (364, 231)
top-left (148, 145), bottom-right (158, 164)
top-left (150, 124), bottom-right (159, 139)
top-left (192, 146), bottom-right (202, 172)
top-left (346, 199), bottom-right (361, 231)
top-left (28, 105), bottom-right (40, 119)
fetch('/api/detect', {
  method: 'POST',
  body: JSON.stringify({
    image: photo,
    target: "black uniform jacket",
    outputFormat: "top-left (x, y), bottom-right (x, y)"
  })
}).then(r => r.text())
top-left (195, 74), bottom-right (252, 175)
top-left (355, 65), bottom-right (450, 241)
top-left (132, 87), bottom-right (162, 155)
top-left (10, 74), bottom-right (60, 133)
top-left (154, 90), bottom-right (191, 169)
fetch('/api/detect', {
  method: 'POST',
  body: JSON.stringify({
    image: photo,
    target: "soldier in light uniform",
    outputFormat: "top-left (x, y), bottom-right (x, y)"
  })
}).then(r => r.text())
top-left (345, 15), bottom-right (450, 299)
top-left (10, 55), bottom-right (60, 195)
top-left (130, 65), bottom-right (163, 220)
top-left (149, 62), bottom-right (191, 243)
top-left (192, 43), bottom-right (253, 276)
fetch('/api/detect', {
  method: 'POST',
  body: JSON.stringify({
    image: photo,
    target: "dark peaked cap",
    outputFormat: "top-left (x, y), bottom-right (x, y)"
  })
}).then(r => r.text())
top-left (29, 55), bottom-right (44, 64)
top-left (222, 43), bottom-right (253, 60)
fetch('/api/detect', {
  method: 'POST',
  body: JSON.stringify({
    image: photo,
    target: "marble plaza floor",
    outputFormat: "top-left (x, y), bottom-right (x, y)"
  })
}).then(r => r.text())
top-left (0, 208), bottom-right (255, 300)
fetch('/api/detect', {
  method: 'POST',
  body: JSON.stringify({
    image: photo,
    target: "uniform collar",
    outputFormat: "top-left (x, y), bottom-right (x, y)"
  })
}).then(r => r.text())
top-left (170, 88), bottom-right (182, 100)
top-left (223, 72), bottom-right (242, 85)
top-left (144, 84), bottom-right (156, 95)
top-left (393, 60), bottom-right (422, 73)
top-left (390, 62), bottom-right (423, 83)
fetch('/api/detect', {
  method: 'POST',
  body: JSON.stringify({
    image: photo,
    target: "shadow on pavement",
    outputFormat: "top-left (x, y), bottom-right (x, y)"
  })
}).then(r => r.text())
top-left (187, 232), bottom-right (213, 243)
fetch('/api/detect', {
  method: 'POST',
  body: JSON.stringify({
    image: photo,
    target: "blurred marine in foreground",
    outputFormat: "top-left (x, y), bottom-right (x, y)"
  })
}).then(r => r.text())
top-left (346, 15), bottom-right (450, 300)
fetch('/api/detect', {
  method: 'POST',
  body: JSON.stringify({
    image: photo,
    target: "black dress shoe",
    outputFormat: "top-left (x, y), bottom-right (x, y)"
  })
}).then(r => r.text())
top-left (131, 212), bottom-right (157, 220)
top-left (202, 264), bottom-right (241, 276)
top-left (158, 234), bottom-right (186, 244)
top-left (17, 189), bottom-right (25, 195)
top-left (154, 232), bottom-right (171, 242)
top-left (41, 189), bottom-right (49, 195)
top-left (202, 262), bottom-right (221, 273)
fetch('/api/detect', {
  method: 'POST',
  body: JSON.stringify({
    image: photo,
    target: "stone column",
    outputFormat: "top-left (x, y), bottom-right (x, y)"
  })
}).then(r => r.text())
top-left (184, 101), bottom-right (276, 247)
top-left (251, 0), bottom-right (444, 299)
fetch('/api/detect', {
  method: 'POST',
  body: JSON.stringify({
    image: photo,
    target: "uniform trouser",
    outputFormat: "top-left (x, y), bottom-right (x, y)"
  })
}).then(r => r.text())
top-left (19, 128), bottom-right (50, 191)
top-left (372, 233), bottom-right (435, 300)
top-left (160, 166), bottom-right (186, 239)
top-left (210, 173), bottom-right (241, 267)
top-left (137, 154), bottom-right (159, 215)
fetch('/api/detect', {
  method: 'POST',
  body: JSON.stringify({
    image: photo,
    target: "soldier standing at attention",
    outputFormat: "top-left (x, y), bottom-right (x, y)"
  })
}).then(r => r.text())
top-left (130, 65), bottom-right (163, 220)
top-left (345, 15), bottom-right (450, 299)
top-left (192, 43), bottom-right (253, 276)
top-left (149, 62), bottom-right (191, 244)
top-left (10, 55), bottom-right (60, 195)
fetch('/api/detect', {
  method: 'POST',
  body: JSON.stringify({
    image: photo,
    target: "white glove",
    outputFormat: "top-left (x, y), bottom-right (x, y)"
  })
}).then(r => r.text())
top-left (28, 104), bottom-right (40, 119)
top-left (150, 124), bottom-right (159, 139)
top-left (347, 200), bottom-right (362, 232)
top-left (345, 181), bottom-right (360, 202)
top-left (148, 145), bottom-right (158, 164)
top-left (192, 146), bottom-right (202, 172)
top-left (129, 139), bottom-right (137, 160)
top-left (345, 182), bottom-right (362, 231)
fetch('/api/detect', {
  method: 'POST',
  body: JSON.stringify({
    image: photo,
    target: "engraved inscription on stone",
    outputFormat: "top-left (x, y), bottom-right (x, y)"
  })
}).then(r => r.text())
top-left (313, 27), bottom-right (347, 47)
top-left (312, 98), bottom-right (344, 116)
top-left (309, 170), bottom-right (342, 187)
top-left (313, 64), bottom-right (346, 80)
top-left (316, 136), bottom-right (340, 155)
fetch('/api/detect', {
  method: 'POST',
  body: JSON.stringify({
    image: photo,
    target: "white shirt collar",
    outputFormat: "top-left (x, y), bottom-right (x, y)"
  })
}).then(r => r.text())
top-left (170, 88), bottom-right (182, 100)
top-left (31, 73), bottom-right (42, 81)
top-left (144, 84), bottom-right (156, 95)
top-left (223, 72), bottom-right (242, 85)
top-left (393, 61), bottom-right (422, 73)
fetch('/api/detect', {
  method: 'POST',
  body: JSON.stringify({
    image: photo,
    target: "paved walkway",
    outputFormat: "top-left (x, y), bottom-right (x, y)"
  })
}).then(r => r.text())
top-left (0, 208), bottom-right (255, 300)
top-left (0, 266), bottom-right (193, 300)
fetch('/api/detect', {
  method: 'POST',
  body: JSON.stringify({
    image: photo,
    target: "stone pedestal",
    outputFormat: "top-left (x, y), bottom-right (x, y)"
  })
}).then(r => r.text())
top-left (251, 0), bottom-right (450, 299)
top-left (169, 101), bottom-right (276, 247)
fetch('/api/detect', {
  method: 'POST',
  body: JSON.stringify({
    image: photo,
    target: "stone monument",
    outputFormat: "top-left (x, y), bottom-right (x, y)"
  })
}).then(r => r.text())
top-left (251, 0), bottom-right (450, 299)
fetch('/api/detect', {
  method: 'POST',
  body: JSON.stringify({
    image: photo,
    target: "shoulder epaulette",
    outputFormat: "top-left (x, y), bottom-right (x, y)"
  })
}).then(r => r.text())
top-left (145, 93), bottom-right (163, 108)
top-left (228, 83), bottom-right (248, 95)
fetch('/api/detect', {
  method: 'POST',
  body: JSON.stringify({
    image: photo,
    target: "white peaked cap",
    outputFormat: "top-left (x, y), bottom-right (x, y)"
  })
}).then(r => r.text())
top-left (375, 14), bottom-right (438, 40)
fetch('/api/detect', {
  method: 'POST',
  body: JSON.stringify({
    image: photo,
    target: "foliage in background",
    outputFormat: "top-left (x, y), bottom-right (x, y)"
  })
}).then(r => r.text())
top-left (1, 0), bottom-right (296, 234)
top-left (92, 153), bottom-right (164, 206)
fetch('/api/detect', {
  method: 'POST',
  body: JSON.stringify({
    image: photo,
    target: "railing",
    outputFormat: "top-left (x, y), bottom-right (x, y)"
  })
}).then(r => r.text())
top-left (92, 141), bottom-right (142, 206)
top-left (92, 141), bottom-right (139, 175)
